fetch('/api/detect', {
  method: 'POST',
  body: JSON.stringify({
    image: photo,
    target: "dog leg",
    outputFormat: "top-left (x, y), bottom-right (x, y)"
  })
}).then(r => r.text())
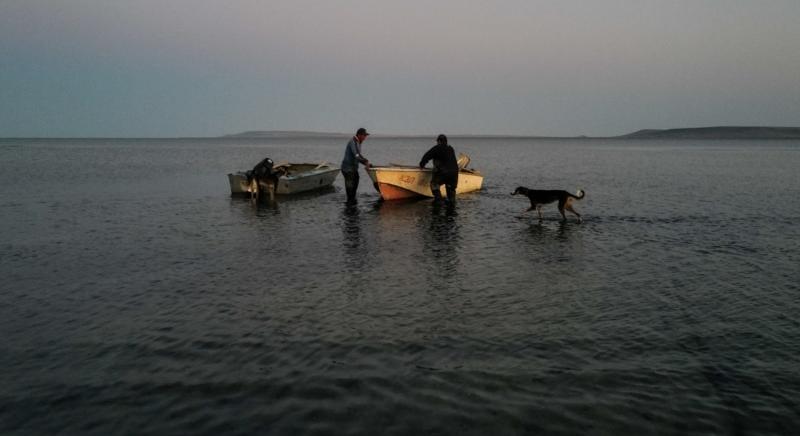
top-left (536, 205), bottom-right (543, 220)
top-left (566, 204), bottom-right (582, 222)
top-left (558, 199), bottom-right (569, 221)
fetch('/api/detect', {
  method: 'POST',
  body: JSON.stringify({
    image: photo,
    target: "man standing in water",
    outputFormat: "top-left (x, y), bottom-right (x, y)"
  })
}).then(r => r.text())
top-left (341, 127), bottom-right (371, 204)
top-left (419, 134), bottom-right (459, 204)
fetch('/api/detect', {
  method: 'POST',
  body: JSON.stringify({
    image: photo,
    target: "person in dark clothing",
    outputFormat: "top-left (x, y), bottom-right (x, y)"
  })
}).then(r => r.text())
top-left (246, 157), bottom-right (279, 201)
top-left (340, 127), bottom-right (371, 204)
top-left (419, 134), bottom-right (459, 203)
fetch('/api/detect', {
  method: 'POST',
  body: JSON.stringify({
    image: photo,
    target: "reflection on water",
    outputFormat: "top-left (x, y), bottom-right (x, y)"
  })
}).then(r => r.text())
top-left (341, 203), bottom-right (363, 269)
top-left (3, 138), bottom-right (800, 435)
top-left (518, 219), bottom-right (586, 268)
top-left (254, 198), bottom-right (280, 215)
top-left (422, 203), bottom-right (461, 279)
top-left (524, 219), bottom-right (580, 243)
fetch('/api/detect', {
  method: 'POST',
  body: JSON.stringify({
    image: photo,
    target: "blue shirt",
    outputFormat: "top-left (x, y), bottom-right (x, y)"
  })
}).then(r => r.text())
top-left (341, 137), bottom-right (367, 172)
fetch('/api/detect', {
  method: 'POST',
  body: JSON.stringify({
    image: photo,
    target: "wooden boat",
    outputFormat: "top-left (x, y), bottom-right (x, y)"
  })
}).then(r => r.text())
top-left (228, 162), bottom-right (339, 197)
top-left (366, 154), bottom-right (483, 200)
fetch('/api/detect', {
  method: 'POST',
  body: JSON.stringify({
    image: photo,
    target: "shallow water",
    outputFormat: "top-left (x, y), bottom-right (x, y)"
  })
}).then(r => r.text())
top-left (1, 137), bottom-right (799, 435)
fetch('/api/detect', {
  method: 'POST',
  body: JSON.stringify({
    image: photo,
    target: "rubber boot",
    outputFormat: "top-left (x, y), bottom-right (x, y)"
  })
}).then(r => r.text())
top-left (431, 183), bottom-right (443, 204)
top-left (445, 185), bottom-right (456, 204)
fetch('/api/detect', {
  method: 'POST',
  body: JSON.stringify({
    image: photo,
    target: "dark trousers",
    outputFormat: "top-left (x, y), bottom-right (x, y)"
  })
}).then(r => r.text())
top-left (342, 170), bottom-right (359, 203)
top-left (431, 171), bottom-right (458, 202)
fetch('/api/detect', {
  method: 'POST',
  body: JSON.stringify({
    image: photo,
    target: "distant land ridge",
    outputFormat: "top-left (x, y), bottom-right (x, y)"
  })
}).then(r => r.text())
top-left (617, 126), bottom-right (800, 139)
top-left (224, 130), bottom-right (348, 138)
top-left (221, 126), bottom-right (800, 140)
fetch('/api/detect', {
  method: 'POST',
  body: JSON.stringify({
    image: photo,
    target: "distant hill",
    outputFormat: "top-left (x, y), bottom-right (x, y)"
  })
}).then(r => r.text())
top-left (223, 130), bottom-right (348, 138)
top-left (618, 126), bottom-right (800, 139)
top-left (221, 127), bottom-right (800, 140)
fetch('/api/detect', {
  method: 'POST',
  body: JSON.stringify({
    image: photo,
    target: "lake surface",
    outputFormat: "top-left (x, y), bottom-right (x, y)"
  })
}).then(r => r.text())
top-left (1, 137), bottom-right (799, 435)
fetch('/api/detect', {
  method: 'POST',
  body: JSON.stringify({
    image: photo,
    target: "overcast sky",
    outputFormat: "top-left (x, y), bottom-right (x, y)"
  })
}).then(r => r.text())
top-left (1, 0), bottom-right (799, 137)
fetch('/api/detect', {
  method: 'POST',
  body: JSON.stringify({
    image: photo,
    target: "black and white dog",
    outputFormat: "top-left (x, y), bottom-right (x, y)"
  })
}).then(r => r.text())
top-left (511, 187), bottom-right (585, 222)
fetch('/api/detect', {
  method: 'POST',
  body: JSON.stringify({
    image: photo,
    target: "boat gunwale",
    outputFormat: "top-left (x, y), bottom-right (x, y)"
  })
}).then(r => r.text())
top-left (281, 167), bottom-right (340, 179)
top-left (368, 166), bottom-right (482, 175)
top-left (229, 164), bottom-right (340, 180)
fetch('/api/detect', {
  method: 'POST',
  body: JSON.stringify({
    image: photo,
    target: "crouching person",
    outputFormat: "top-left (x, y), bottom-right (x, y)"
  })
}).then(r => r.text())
top-left (247, 157), bottom-right (277, 201)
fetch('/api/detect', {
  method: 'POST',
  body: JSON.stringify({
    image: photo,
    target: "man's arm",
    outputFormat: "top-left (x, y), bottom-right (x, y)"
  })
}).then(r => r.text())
top-left (348, 140), bottom-right (369, 166)
top-left (419, 146), bottom-right (435, 168)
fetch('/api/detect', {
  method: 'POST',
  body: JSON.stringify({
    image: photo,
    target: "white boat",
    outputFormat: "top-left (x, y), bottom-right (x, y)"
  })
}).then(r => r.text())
top-left (366, 154), bottom-right (483, 200)
top-left (228, 162), bottom-right (340, 197)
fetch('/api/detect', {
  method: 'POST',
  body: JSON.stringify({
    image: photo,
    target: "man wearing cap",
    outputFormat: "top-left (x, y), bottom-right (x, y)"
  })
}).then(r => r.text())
top-left (341, 127), bottom-right (371, 204)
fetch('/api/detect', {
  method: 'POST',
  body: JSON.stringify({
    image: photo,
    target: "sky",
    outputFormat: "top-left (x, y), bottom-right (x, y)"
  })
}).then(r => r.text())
top-left (1, 0), bottom-right (799, 137)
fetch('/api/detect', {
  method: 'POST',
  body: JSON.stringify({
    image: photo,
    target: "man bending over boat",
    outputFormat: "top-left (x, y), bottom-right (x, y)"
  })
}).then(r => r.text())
top-left (419, 134), bottom-right (458, 204)
top-left (341, 127), bottom-right (371, 204)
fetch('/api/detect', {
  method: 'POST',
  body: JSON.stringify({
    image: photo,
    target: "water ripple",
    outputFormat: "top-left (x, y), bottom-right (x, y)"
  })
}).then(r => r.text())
top-left (2, 138), bottom-right (800, 434)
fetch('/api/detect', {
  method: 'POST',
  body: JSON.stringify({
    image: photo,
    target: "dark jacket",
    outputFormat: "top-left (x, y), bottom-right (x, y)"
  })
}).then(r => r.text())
top-left (419, 144), bottom-right (458, 175)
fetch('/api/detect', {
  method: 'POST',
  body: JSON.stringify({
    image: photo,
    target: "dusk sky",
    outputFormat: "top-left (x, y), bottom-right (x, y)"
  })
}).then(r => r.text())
top-left (2, 0), bottom-right (799, 137)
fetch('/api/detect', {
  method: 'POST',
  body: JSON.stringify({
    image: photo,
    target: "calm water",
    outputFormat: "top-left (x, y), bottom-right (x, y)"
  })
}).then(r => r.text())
top-left (1, 137), bottom-right (799, 435)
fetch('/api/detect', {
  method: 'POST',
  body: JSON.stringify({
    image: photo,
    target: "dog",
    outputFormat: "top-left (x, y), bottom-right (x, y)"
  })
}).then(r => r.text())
top-left (511, 186), bottom-right (585, 222)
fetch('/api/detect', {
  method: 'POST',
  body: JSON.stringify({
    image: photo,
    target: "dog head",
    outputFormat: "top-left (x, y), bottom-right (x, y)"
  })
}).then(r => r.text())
top-left (511, 186), bottom-right (528, 196)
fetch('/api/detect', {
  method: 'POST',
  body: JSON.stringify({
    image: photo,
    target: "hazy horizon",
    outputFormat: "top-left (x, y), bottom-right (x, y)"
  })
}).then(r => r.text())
top-left (2, 1), bottom-right (799, 138)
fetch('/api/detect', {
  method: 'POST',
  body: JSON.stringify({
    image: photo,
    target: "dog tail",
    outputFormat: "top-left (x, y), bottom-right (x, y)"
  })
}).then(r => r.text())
top-left (571, 189), bottom-right (585, 200)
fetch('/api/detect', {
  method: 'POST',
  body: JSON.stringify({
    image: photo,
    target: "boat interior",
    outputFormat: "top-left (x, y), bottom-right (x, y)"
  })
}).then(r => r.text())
top-left (273, 162), bottom-right (335, 176)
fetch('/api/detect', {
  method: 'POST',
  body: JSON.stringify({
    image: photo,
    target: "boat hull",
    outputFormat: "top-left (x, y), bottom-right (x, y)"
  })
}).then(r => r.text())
top-left (367, 167), bottom-right (483, 200)
top-left (228, 163), bottom-right (340, 196)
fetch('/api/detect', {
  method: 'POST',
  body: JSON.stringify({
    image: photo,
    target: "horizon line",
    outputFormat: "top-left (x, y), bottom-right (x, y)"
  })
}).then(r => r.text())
top-left (3, 125), bottom-right (800, 140)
